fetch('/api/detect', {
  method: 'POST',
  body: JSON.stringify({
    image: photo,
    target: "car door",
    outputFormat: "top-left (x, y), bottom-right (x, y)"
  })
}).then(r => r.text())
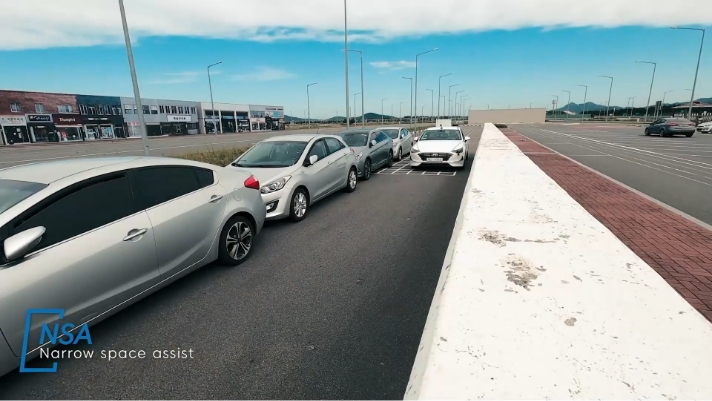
top-left (303, 139), bottom-right (332, 201)
top-left (375, 132), bottom-right (390, 166)
top-left (0, 172), bottom-right (160, 357)
top-left (324, 137), bottom-right (350, 191)
top-left (131, 166), bottom-right (226, 279)
top-left (401, 129), bottom-right (412, 153)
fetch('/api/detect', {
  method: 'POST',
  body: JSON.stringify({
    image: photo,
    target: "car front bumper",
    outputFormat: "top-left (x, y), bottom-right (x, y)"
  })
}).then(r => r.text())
top-left (409, 151), bottom-right (465, 168)
top-left (261, 187), bottom-right (295, 221)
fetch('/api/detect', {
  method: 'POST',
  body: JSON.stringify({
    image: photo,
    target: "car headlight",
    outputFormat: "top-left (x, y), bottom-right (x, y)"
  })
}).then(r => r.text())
top-left (410, 145), bottom-right (419, 153)
top-left (355, 152), bottom-right (363, 162)
top-left (453, 145), bottom-right (465, 154)
top-left (260, 176), bottom-right (292, 194)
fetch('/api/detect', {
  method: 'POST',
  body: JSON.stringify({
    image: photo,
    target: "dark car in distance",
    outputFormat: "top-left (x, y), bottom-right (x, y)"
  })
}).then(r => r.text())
top-left (645, 118), bottom-right (696, 137)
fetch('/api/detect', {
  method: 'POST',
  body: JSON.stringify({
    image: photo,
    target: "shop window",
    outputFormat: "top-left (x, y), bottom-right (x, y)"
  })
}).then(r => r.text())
top-left (190, 107), bottom-right (196, 114)
top-left (159, 105), bottom-right (165, 114)
top-left (79, 105), bottom-right (88, 115)
top-left (124, 105), bottom-right (133, 114)
top-left (150, 105), bottom-right (158, 115)
top-left (171, 106), bottom-right (177, 114)
top-left (142, 105), bottom-right (150, 114)
top-left (58, 104), bottom-right (74, 113)
top-left (133, 105), bottom-right (138, 114)
top-left (88, 106), bottom-right (97, 115)
top-left (35, 103), bottom-right (45, 113)
top-left (178, 106), bottom-right (184, 114)
top-left (10, 102), bottom-right (21, 112)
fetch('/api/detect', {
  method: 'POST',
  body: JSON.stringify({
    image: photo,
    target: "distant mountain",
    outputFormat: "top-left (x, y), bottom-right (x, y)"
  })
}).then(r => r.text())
top-left (556, 97), bottom-right (712, 113)
top-left (284, 115), bottom-right (303, 122)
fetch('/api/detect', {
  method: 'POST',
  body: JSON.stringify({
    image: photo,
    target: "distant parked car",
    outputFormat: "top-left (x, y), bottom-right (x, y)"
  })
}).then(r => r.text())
top-left (696, 121), bottom-right (712, 133)
top-left (227, 134), bottom-right (358, 222)
top-left (375, 126), bottom-right (414, 161)
top-left (0, 156), bottom-right (265, 378)
top-left (334, 129), bottom-right (393, 180)
top-left (645, 118), bottom-right (696, 137)
top-left (410, 126), bottom-right (470, 169)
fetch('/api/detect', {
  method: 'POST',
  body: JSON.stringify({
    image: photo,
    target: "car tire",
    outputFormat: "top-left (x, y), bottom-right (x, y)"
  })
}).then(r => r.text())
top-left (387, 150), bottom-right (394, 168)
top-left (217, 215), bottom-right (255, 266)
top-left (288, 188), bottom-right (309, 222)
top-left (344, 167), bottom-right (358, 193)
top-left (363, 159), bottom-right (372, 181)
top-left (660, 129), bottom-right (667, 137)
top-left (397, 147), bottom-right (403, 161)
top-left (686, 133), bottom-right (694, 137)
top-left (644, 128), bottom-right (650, 136)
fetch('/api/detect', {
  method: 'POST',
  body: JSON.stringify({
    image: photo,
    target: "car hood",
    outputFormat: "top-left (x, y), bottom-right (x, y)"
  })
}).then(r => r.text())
top-left (414, 140), bottom-right (464, 153)
top-left (227, 165), bottom-right (297, 185)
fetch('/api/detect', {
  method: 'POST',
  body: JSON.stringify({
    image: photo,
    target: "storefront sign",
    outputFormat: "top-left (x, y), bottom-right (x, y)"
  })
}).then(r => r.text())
top-left (26, 114), bottom-right (52, 123)
top-left (52, 114), bottom-right (82, 126)
top-left (265, 107), bottom-right (283, 111)
top-left (168, 115), bottom-right (192, 122)
top-left (0, 115), bottom-right (27, 126)
top-left (250, 118), bottom-right (266, 123)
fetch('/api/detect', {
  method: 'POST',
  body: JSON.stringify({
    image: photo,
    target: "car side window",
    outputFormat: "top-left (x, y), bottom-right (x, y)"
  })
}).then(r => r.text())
top-left (324, 137), bottom-right (345, 154)
top-left (402, 129), bottom-right (409, 138)
top-left (376, 132), bottom-right (389, 143)
top-left (194, 167), bottom-right (215, 188)
top-left (8, 173), bottom-right (138, 254)
top-left (133, 166), bottom-right (202, 209)
top-left (307, 139), bottom-right (328, 161)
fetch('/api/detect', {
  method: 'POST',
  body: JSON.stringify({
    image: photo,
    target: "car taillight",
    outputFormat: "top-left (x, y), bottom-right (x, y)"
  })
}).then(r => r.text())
top-left (667, 122), bottom-right (678, 126)
top-left (244, 175), bottom-right (260, 190)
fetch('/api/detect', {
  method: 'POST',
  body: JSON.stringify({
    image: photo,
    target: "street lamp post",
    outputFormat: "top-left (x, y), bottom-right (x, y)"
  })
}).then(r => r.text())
top-left (343, 0), bottom-right (350, 129)
top-left (118, 0), bottom-right (149, 156)
top-left (636, 61), bottom-right (657, 122)
top-left (353, 92), bottom-right (360, 123)
top-left (425, 89), bottom-right (434, 122)
top-left (448, 84), bottom-right (460, 117)
top-left (207, 61), bottom-right (222, 135)
top-left (600, 75), bottom-right (614, 121)
top-left (307, 82), bottom-right (318, 129)
top-left (577, 84), bottom-right (588, 120)
top-left (414, 48), bottom-right (438, 125)
top-left (672, 27), bottom-right (705, 119)
top-left (659, 90), bottom-right (674, 118)
top-left (461, 97), bottom-right (469, 120)
top-left (437, 73), bottom-right (452, 119)
top-left (345, 49), bottom-right (365, 127)
top-left (399, 102), bottom-right (404, 123)
top-left (551, 95), bottom-right (559, 119)
top-left (402, 77), bottom-right (413, 127)
top-left (563, 90), bottom-right (571, 120)
top-left (454, 90), bottom-right (464, 117)
top-left (628, 97), bottom-right (635, 117)
top-left (381, 98), bottom-right (387, 124)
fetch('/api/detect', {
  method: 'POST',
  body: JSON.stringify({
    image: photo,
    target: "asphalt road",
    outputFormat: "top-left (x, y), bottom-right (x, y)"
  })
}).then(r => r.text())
top-left (513, 123), bottom-right (712, 226)
top-left (0, 127), bottom-right (482, 400)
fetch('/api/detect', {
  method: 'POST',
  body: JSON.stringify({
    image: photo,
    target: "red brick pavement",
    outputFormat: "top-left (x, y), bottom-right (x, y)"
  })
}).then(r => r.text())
top-left (500, 127), bottom-right (712, 323)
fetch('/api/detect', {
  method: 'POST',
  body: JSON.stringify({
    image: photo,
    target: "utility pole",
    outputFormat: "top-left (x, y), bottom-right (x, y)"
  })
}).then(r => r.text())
top-left (577, 84), bottom-right (588, 120)
top-left (600, 75), bottom-right (614, 121)
top-left (437, 73), bottom-right (452, 118)
top-left (672, 27), bottom-right (705, 119)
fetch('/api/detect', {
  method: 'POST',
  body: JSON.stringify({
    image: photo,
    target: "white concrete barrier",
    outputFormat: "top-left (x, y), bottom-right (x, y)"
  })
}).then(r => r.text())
top-left (405, 123), bottom-right (712, 400)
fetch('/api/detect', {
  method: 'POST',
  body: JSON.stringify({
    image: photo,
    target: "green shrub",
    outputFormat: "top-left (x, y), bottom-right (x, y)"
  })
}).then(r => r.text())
top-left (176, 147), bottom-right (248, 166)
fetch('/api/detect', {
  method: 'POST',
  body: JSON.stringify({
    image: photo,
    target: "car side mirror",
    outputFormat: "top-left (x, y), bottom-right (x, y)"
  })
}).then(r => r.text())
top-left (370, 139), bottom-right (377, 147)
top-left (4, 226), bottom-right (45, 261)
top-left (465, 136), bottom-right (471, 141)
top-left (414, 137), bottom-right (419, 142)
top-left (304, 154), bottom-right (319, 166)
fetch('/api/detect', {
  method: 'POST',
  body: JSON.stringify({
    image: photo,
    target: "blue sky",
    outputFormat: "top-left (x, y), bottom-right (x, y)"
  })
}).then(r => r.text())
top-left (1, 0), bottom-right (711, 119)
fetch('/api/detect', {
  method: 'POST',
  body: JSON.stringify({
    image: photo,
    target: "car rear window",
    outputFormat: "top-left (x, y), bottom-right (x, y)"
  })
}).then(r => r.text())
top-left (0, 179), bottom-right (48, 215)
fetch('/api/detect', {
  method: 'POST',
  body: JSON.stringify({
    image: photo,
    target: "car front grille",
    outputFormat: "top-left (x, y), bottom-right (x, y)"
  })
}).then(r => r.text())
top-left (418, 152), bottom-right (451, 159)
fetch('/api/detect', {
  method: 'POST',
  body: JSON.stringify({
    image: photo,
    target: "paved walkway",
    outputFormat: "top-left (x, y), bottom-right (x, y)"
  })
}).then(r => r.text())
top-left (502, 127), bottom-right (712, 322)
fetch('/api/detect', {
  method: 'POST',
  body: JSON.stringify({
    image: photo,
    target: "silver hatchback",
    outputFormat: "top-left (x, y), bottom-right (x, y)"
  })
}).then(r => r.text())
top-left (0, 156), bottom-right (265, 377)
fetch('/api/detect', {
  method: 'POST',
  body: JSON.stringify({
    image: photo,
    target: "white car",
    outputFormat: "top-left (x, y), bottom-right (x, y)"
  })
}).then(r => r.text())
top-left (227, 134), bottom-right (358, 222)
top-left (410, 126), bottom-right (470, 169)
top-left (376, 126), bottom-right (414, 161)
top-left (697, 121), bottom-right (712, 133)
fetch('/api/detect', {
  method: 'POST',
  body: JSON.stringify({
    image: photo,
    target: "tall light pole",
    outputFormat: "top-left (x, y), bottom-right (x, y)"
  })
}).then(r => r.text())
top-left (207, 61), bottom-right (222, 135)
top-left (345, 49), bottom-right (365, 127)
top-left (563, 90), bottom-right (571, 120)
top-left (461, 96), bottom-right (469, 119)
top-left (353, 92), bottom-right (360, 123)
top-left (307, 82), bottom-right (318, 129)
top-left (343, 0), bottom-right (350, 129)
top-left (381, 98), bottom-right (387, 124)
top-left (628, 97), bottom-right (636, 117)
top-left (454, 90), bottom-right (464, 116)
top-left (600, 75), bottom-right (614, 121)
top-left (118, 0), bottom-right (149, 156)
top-left (551, 95), bottom-right (559, 119)
top-left (672, 27), bottom-right (705, 119)
top-left (399, 102), bottom-right (404, 122)
top-left (402, 76), bottom-right (413, 127)
top-left (577, 84), bottom-right (588, 120)
top-left (425, 89), bottom-right (434, 122)
top-left (437, 73), bottom-right (452, 118)
top-left (660, 90), bottom-right (674, 118)
top-left (448, 84), bottom-right (460, 117)
top-left (635, 60), bottom-right (657, 122)
top-left (414, 48), bottom-right (438, 125)
top-left (391, 104), bottom-right (394, 121)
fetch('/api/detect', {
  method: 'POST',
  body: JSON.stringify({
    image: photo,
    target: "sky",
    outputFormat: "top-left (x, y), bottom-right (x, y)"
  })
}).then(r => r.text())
top-left (1, 0), bottom-right (712, 119)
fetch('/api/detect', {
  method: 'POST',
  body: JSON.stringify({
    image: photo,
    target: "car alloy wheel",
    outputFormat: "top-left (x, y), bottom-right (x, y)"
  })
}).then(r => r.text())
top-left (387, 151), bottom-right (394, 167)
top-left (363, 159), bottom-right (372, 180)
top-left (397, 148), bottom-right (402, 161)
top-left (345, 168), bottom-right (358, 193)
top-left (226, 221), bottom-right (252, 261)
top-left (293, 191), bottom-right (308, 218)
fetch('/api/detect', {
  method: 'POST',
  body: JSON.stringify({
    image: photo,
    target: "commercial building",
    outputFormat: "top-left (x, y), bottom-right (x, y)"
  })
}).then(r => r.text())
top-left (0, 90), bottom-right (79, 144)
top-left (250, 104), bottom-right (285, 131)
top-left (76, 95), bottom-right (125, 140)
top-left (121, 97), bottom-right (199, 137)
top-left (198, 102), bottom-right (284, 134)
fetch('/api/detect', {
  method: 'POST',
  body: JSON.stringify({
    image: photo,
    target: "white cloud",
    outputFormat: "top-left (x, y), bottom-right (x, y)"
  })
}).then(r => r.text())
top-left (0, 0), bottom-right (711, 50)
top-left (231, 67), bottom-right (296, 82)
top-left (370, 61), bottom-right (416, 70)
top-left (146, 71), bottom-right (205, 84)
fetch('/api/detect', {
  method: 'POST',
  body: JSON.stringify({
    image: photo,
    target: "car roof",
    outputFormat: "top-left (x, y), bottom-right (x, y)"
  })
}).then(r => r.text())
top-left (0, 156), bottom-right (217, 185)
top-left (376, 126), bottom-right (405, 130)
top-left (263, 134), bottom-right (317, 142)
top-left (425, 126), bottom-right (461, 130)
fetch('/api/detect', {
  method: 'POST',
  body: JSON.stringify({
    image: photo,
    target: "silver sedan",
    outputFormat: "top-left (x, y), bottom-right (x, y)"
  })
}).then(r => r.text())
top-left (334, 129), bottom-right (393, 180)
top-left (228, 133), bottom-right (359, 222)
top-left (0, 156), bottom-right (265, 377)
top-left (376, 126), bottom-right (414, 161)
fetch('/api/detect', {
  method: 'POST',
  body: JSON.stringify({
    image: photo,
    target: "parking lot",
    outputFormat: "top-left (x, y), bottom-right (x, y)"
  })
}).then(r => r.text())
top-left (0, 127), bottom-right (482, 399)
top-left (513, 123), bottom-right (712, 226)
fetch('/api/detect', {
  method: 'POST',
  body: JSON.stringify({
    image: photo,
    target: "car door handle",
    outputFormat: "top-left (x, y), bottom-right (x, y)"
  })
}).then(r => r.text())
top-left (123, 228), bottom-right (148, 241)
top-left (209, 194), bottom-right (224, 203)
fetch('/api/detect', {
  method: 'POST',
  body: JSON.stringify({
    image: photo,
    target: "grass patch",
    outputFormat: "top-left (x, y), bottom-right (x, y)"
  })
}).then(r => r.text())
top-left (176, 147), bottom-right (248, 166)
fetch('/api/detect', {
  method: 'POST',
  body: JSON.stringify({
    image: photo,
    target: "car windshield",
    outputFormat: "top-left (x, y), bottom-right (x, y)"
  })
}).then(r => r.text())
top-left (381, 129), bottom-right (400, 139)
top-left (0, 179), bottom-right (47, 215)
top-left (420, 129), bottom-right (462, 141)
top-left (337, 131), bottom-right (370, 147)
top-left (232, 141), bottom-right (308, 168)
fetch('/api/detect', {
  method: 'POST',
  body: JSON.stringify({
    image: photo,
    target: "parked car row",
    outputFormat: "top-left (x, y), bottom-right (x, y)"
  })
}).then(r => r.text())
top-left (0, 125), bottom-right (471, 377)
